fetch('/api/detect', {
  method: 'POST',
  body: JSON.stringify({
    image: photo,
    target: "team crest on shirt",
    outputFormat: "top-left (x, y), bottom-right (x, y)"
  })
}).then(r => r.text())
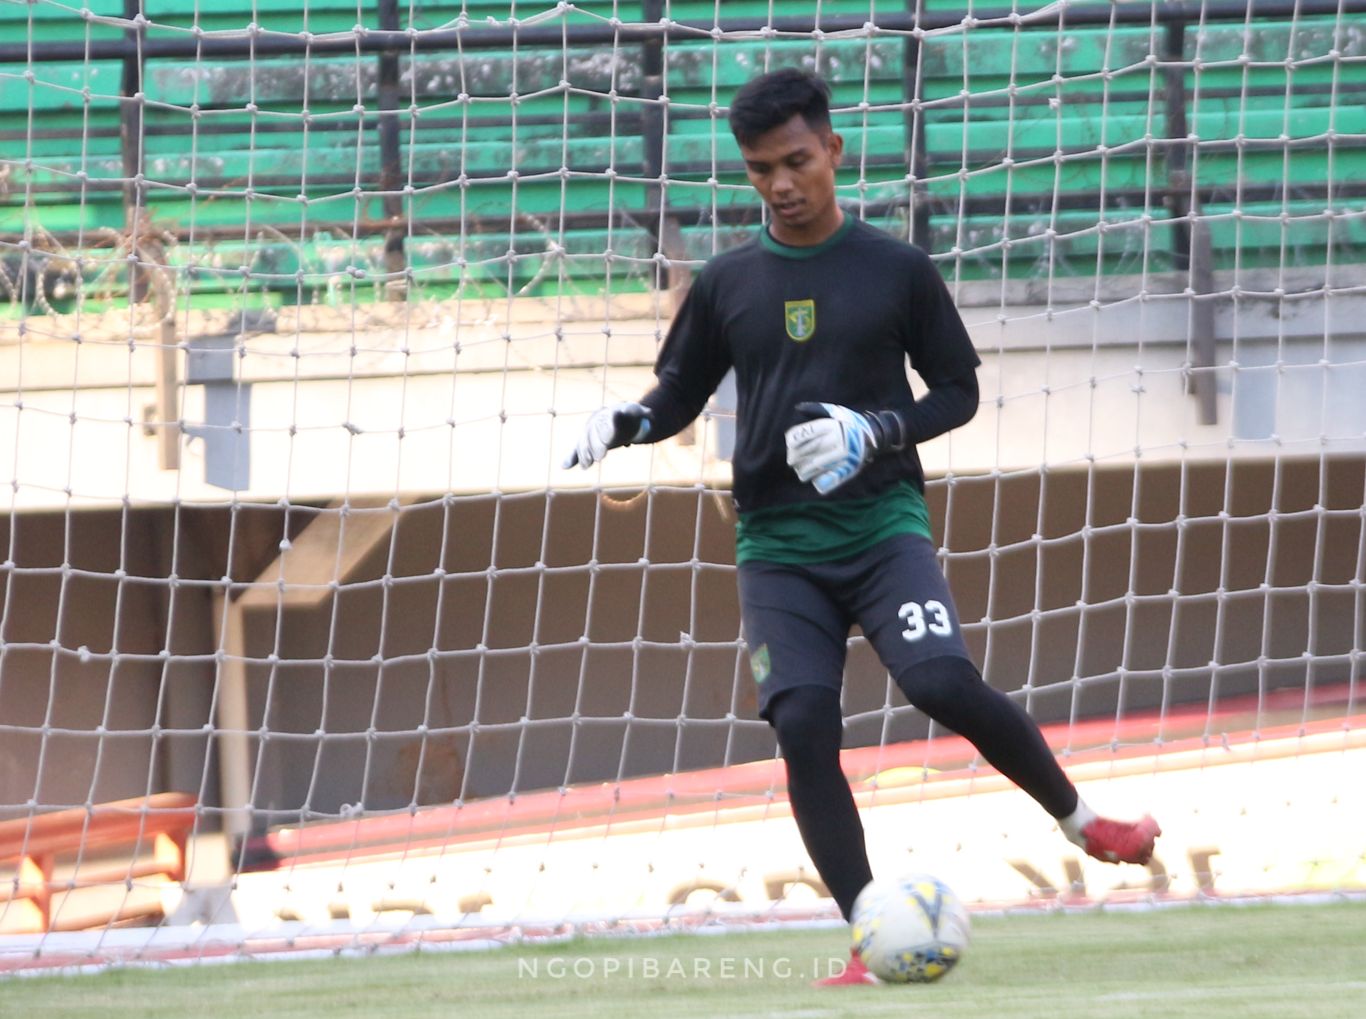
top-left (784, 299), bottom-right (816, 342)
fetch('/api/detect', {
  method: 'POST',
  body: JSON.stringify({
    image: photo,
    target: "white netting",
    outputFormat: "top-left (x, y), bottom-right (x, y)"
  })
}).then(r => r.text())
top-left (0, 0), bottom-right (1363, 969)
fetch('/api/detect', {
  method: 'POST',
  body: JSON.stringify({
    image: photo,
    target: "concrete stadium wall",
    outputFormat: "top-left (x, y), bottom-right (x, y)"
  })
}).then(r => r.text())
top-left (1, 453), bottom-right (1360, 824)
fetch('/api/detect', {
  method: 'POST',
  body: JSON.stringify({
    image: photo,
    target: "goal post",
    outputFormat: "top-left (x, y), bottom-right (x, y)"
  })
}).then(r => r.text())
top-left (1, 0), bottom-right (1364, 967)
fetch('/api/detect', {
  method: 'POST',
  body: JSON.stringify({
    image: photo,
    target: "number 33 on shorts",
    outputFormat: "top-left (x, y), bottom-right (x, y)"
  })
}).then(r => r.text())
top-left (899, 600), bottom-right (954, 642)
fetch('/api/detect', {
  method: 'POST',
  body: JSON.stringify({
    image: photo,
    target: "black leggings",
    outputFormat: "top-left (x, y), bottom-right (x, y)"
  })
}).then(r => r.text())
top-left (768, 655), bottom-right (1079, 920)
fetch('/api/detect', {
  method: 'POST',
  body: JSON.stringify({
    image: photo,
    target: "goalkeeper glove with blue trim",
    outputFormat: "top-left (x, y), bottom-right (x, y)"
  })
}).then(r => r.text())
top-left (784, 402), bottom-right (907, 495)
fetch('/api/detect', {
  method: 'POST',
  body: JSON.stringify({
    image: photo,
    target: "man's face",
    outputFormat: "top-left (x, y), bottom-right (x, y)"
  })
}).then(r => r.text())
top-left (738, 113), bottom-right (844, 245)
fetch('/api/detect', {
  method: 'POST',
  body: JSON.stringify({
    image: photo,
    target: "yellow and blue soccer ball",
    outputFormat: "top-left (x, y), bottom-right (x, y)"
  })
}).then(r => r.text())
top-left (850, 873), bottom-right (971, 983)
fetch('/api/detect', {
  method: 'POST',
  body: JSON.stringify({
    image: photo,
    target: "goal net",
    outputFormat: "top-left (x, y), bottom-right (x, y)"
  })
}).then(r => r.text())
top-left (1, 0), bottom-right (1363, 969)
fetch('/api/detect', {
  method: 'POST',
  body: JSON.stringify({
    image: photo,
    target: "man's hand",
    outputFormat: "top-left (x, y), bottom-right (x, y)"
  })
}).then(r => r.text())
top-left (784, 402), bottom-right (880, 494)
top-left (563, 402), bottom-right (652, 469)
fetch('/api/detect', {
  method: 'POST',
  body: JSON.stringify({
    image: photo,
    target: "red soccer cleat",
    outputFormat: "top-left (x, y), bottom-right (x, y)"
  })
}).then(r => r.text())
top-left (1080, 814), bottom-right (1161, 865)
top-left (813, 947), bottom-right (880, 987)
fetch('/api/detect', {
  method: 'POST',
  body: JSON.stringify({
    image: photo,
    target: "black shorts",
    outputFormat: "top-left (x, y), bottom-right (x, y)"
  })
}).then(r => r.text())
top-left (738, 532), bottom-right (972, 721)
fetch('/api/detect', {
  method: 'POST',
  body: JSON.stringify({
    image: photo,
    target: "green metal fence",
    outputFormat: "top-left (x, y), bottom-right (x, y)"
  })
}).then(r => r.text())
top-left (2, 1), bottom-right (1364, 315)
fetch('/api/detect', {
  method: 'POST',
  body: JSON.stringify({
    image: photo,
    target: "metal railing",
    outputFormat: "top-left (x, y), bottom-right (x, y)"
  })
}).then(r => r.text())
top-left (3, 0), bottom-right (1363, 309)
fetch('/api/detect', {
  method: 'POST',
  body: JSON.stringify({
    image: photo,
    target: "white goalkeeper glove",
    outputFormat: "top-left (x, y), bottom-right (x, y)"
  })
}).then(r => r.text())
top-left (563, 402), bottom-right (652, 469)
top-left (784, 401), bottom-right (906, 495)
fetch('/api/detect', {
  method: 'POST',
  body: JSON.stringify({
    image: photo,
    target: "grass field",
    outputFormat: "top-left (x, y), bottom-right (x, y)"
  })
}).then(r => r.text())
top-left (7, 901), bottom-right (1364, 1019)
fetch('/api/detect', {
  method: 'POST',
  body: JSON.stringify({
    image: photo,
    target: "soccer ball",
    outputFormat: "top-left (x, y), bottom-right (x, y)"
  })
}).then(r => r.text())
top-left (849, 873), bottom-right (971, 983)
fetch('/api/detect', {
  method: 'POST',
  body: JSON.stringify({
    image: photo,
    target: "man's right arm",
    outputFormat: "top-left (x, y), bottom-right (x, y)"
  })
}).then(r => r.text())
top-left (563, 272), bottom-right (731, 469)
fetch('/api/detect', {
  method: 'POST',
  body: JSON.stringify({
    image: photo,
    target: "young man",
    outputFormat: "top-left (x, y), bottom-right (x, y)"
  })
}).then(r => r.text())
top-left (565, 68), bottom-right (1160, 985)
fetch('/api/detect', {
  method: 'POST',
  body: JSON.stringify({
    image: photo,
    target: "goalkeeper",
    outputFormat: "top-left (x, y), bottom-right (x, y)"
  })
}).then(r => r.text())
top-left (565, 67), bottom-right (1160, 986)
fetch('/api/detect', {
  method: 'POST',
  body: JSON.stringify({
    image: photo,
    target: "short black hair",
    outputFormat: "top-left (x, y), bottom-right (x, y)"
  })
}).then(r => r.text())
top-left (727, 68), bottom-right (833, 147)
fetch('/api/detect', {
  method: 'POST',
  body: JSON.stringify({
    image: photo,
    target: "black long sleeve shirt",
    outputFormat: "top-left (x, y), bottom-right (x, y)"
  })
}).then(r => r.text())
top-left (640, 216), bottom-right (981, 514)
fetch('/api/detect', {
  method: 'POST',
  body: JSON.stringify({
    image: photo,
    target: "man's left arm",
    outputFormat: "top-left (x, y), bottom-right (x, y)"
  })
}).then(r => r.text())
top-left (869, 369), bottom-right (979, 447)
top-left (783, 370), bottom-right (978, 495)
top-left (787, 250), bottom-right (982, 494)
